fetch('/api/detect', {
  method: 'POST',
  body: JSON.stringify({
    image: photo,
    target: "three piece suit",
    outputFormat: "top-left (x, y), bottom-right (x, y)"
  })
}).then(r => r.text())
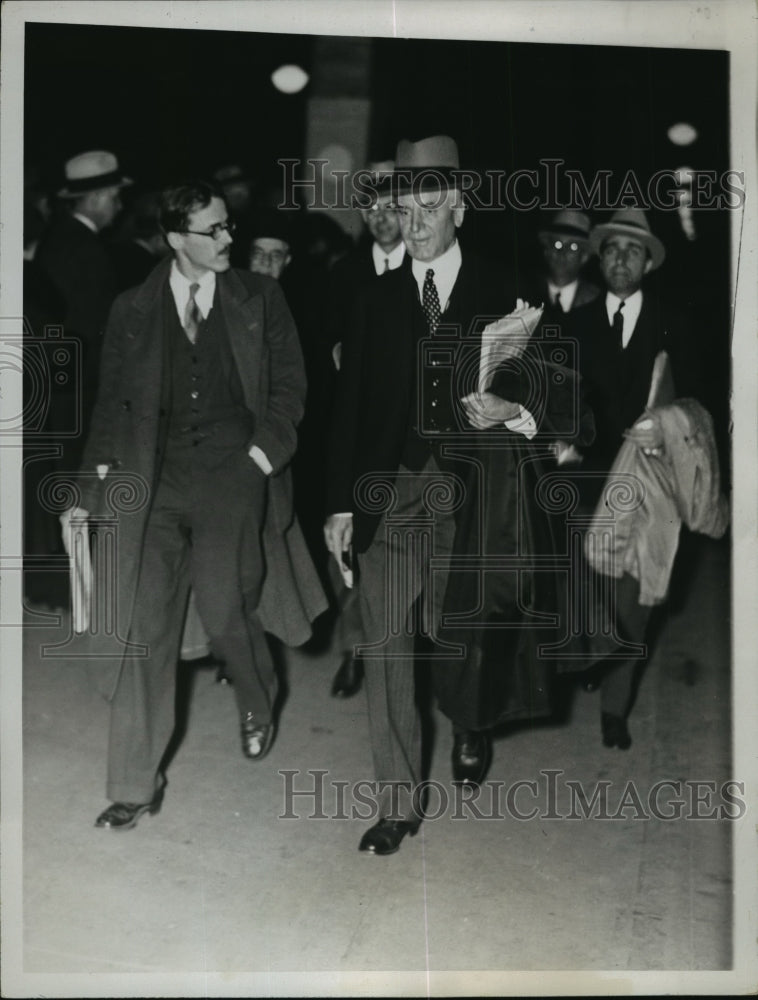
top-left (327, 251), bottom-right (592, 817)
top-left (78, 258), bottom-right (313, 803)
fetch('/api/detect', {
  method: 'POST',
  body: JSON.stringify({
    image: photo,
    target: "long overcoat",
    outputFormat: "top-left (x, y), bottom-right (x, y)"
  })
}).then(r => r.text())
top-left (77, 258), bottom-right (326, 665)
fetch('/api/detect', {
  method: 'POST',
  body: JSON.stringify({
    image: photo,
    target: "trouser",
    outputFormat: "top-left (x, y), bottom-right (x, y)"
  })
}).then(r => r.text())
top-left (106, 450), bottom-right (274, 803)
top-left (600, 572), bottom-right (653, 717)
top-left (356, 459), bottom-right (456, 822)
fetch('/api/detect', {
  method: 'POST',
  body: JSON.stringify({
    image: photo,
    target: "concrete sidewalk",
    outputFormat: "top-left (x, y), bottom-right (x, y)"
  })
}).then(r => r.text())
top-left (13, 536), bottom-right (736, 993)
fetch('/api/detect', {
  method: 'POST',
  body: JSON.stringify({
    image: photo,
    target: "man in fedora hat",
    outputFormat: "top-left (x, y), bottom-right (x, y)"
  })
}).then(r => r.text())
top-left (564, 207), bottom-right (702, 749)
top-left (532, 209), bottom-right (600, 317)
top-left (62, 179), bottom-right (325, 830)
top-left (324, 136), bottom-right (589, 855)
top-left (37, 150), bottom-right (132, 466)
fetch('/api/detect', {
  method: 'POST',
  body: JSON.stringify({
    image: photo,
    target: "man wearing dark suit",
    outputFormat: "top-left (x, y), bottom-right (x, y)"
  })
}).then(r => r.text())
top-left (324, 137), bottom-right (587, 855)
top-left (567, 208), bottom-right (700, 750)
top-left (326, 161), bottom-right (405, 700)
top-left (530, 209), bottom-right (600, 321)
top-left (37, 150), bottom-right (128, 467)
top-left (62, 180), bottom-right (306, 830)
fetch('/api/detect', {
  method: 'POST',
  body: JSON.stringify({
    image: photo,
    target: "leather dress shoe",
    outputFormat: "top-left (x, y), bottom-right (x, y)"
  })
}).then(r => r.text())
top-left (452, 730), bottom-right (492, 785)
top-left (95, 791), bottom-right (163, 831)
top-left (358, 818), bottom-right (418, 856)
top-left (330, 654), bottom-right (364, 698)
top-left (601, 711), bottom-right (632, 750)
top-left (241, 713), bottom-right (275, 760)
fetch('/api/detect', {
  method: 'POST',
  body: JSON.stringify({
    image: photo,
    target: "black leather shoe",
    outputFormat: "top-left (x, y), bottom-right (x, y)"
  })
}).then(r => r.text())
top-left (452, 730), bottom-right (492, 785)
top-left (601, 711), bottom-right (632, 750)
top-left (95, 791), bottom-right (163, 831)
top-left (330, 654), bottom-right (364, 698)
top-left (358, 818), bottom-right (418, 856)
top-left (241, 713), bottom-right (275, 760)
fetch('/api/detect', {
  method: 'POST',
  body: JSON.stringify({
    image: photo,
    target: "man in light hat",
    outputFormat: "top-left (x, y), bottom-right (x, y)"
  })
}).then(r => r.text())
top-left (565, 207), bottom-right (701, 750)
top-left (37, 150), bottom-right (131, 464)
top-left (324, 136), bottom-right (589, 854)
top-left (533, 209), bottom-right (599, 316)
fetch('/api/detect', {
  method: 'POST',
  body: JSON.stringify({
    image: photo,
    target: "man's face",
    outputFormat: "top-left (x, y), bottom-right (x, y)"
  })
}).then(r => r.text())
top-left (542, 236), bottom-right (589, 287)
top-left (599, 234), bottom-right (652, 298)
top-left (249, 237), bottom-right (291, 281)
top-left (169, 196), bottom-right (233, 280)
top-left (362, 195), bottom-right (402, 252)
top-left (395, 187), bottom-right (464, 263)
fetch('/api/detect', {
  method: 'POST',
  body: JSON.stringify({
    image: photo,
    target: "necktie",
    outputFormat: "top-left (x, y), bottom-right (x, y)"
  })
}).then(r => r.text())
top-left (422, 268), bottom-right (442, 333)
top-left (383, 257), bottom-right (390, 273)
top-left (554, 290), bottom-right (562, 311)
top-left (612, 300), bottom-right (625, 351)
top-left (184, 282), bottom-right (201, 343)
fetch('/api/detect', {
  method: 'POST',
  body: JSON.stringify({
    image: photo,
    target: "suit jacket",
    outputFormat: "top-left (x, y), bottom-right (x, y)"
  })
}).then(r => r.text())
top-left (566, 290), bottom-right (701, 481)
top-left (37, 211), bottom-right (117, 350)
top-left (327, 251), bottom-right (594, 727)
top-left (78, 258), bottom-right (325, 649)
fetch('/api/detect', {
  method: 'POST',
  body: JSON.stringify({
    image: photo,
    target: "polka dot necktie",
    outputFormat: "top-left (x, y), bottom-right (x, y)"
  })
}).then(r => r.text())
top-left (184, 282), bottom-right (201, 343)
top-left (422, 268), bottom-right (442, 333)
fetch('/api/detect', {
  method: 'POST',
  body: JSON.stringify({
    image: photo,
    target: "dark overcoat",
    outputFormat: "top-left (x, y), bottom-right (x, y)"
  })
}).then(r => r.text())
top-left (77, 259), bottom-right (326, 659)
top-left (327, 254), bottom-right (594, 729)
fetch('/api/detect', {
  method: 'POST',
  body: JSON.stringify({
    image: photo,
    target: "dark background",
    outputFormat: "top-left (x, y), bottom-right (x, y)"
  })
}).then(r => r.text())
top-left (25, 23), bottom-right (729, 202)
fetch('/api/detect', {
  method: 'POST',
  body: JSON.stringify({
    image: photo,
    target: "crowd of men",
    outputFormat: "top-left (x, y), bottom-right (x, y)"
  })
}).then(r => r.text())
top-left (24, 138), bottom-right (728, 854)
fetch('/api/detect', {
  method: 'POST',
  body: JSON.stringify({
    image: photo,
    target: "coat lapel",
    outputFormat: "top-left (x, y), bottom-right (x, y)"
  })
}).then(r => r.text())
top-left (217, 269), bottom-right (264, 415)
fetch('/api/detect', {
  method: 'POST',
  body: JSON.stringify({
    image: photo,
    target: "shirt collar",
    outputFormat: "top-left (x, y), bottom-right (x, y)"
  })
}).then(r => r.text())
top-left (169, 260), bottom-right (217, 320)
top-left (72, 212), bottom-right (98, 234)
top-left (371, 240), bottom-right (405, 276)
top-left (548, 279), bottom-right (578, 311)
top-left (411, 239), bottom-right (462, 310)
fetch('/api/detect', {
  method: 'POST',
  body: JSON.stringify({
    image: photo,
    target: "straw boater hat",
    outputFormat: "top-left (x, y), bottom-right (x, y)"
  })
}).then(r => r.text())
top-left (538, 209), bottom-right (592, 247)
top-left (57, 150), bottom-right (132, 199)
top-left (589, 208), bottom-right (666, 271)
top-left (392, 135), bottom-right (460, 196)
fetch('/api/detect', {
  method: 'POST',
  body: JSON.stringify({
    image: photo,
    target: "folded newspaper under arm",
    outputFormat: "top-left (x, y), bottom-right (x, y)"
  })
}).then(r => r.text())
top-left (62, 514), bottom-right (92, 634)
top-left (478, 304), bottom-right (544, 395)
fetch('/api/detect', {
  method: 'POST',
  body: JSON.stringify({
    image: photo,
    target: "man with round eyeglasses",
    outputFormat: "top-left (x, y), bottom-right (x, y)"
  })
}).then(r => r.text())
top-left (532, 209), bottom-right (599, 317)
top-left (61, 179), bottom-right (320, 830)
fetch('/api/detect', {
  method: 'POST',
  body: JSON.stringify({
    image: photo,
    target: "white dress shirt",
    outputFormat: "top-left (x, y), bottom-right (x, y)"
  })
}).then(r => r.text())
top-left (547, 279), bottom-right (578, 312)
top-left (605, 288), bottom-right (643, 349)
top-left (371, 240), bottom-right (405, 276)
top-left (169, 262), bottom-right (271, 473)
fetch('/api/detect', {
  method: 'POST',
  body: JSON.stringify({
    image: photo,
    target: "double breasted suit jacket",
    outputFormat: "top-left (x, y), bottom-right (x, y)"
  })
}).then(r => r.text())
top-left (78, 258), bottom-right (325, 653)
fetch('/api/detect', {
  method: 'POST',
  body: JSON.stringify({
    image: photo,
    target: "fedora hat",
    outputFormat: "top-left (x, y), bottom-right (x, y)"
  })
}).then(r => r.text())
top-left (392, 135), bottom-right (460, 196)
top-left (58, 150), bottom-right (132, 198)
top-left (538, 209), bottom-right (592, 245)
top-left (589, 208), bottom-right (666, 270)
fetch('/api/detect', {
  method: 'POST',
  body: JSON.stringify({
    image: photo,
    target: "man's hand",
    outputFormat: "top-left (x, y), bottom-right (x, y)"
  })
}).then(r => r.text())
top-left (625, 412), bottom-right (665, 457)
top-left (461, 391), bottom-right (522, 430)
top-left (324, 513), bottom-right (353, 562)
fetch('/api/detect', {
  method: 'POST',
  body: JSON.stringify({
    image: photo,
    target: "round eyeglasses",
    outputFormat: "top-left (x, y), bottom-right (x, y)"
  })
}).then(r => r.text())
top-left (181, 221), bottom-right (236, 240)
